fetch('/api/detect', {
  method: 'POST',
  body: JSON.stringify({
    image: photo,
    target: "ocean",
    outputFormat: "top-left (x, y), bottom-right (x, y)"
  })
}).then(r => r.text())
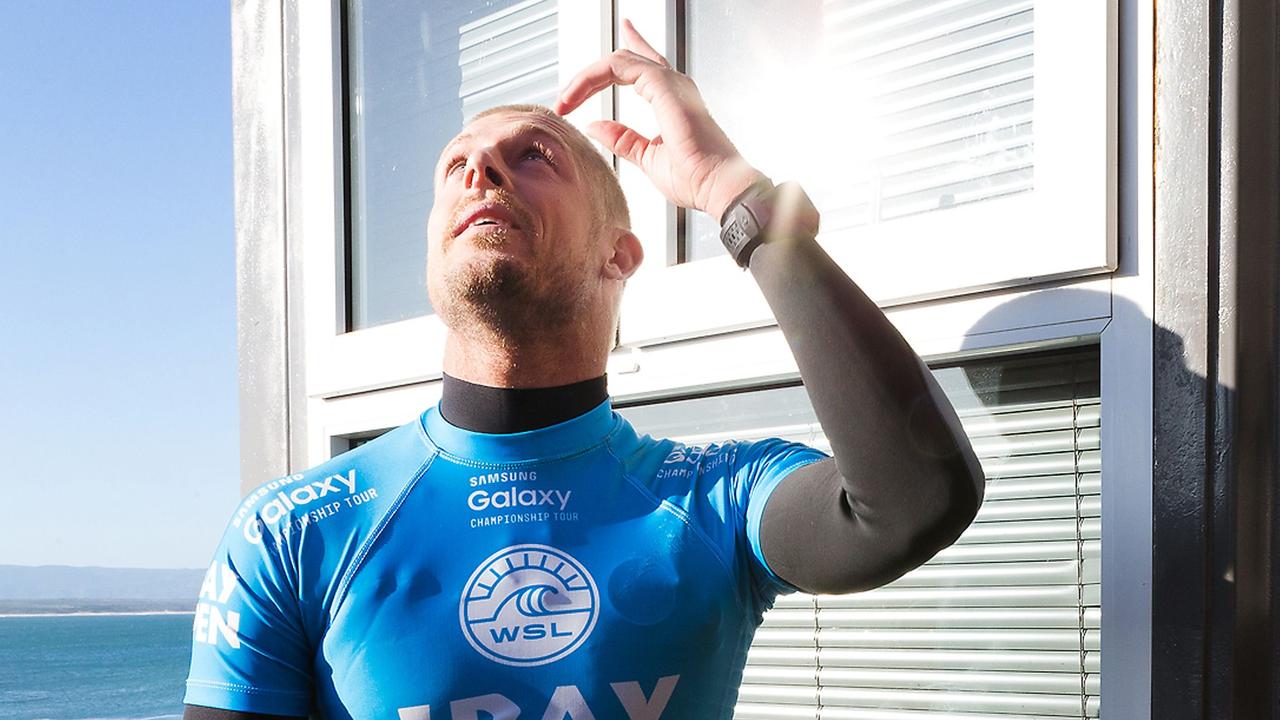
top-left (0, 614), bottom-right (193, 720)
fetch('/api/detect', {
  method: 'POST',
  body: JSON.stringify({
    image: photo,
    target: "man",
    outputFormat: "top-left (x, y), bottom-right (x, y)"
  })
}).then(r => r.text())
top-left (184, 21), bottom-right (983, 720)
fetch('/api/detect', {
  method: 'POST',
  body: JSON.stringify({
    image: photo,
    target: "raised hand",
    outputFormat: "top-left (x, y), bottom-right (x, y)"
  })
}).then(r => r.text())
top-left (554, 19), bottom-right (768, 221)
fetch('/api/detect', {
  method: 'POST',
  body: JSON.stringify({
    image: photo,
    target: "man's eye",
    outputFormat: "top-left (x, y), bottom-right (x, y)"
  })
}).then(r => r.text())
top-left (445, 157), bottom-right (466, 175)
top-left (521, 144), bottom-right (554, 164)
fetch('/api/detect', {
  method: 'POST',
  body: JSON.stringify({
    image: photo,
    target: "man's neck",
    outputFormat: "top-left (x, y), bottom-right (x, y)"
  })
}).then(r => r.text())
top-left (440, 372), bottom-right (608, 433)
top-left (440, 330), bottom-right (609, 388)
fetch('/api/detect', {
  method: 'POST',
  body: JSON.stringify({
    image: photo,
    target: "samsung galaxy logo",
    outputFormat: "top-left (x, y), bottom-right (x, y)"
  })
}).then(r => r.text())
top-left (241, 470), bottom-right (358, 544)
top-left (468, 470), bottom-right (538, 487)
top-left (467, 488), bottom-right (571, 513)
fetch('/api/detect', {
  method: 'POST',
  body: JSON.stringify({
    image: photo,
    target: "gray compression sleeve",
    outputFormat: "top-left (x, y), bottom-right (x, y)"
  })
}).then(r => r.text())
top-left (746, 231), bottom-right (985, 595)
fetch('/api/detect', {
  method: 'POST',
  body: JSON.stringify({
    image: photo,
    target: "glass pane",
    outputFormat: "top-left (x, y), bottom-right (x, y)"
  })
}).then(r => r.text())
top-left (684, 0), bottom-right (1036, 261)
top-left (617, 347), bottom-right (1099, 718)
top-left (347, 0), bottom-right (560, 329)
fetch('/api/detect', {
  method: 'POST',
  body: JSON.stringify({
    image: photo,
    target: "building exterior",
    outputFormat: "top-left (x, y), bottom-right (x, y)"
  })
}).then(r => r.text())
top-left (230, 1), bottom-right (1279, 717)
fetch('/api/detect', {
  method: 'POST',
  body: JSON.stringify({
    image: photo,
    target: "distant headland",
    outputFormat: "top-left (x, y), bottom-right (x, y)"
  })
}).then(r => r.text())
top-left (0, 564), bottom-right (205, 615)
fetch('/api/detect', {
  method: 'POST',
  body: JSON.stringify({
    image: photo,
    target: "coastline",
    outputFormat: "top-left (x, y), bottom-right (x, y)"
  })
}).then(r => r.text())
top-left (0, 610), bottom-right (195, 618)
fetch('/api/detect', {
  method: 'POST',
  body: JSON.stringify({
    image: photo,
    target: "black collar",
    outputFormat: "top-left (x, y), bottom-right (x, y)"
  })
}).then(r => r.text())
top-left (439, 372), bottom-right (609, 434)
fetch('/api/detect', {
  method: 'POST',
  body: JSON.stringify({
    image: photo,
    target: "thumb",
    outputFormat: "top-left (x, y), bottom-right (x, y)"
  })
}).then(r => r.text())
top-left (586, 120), bottom-right (655, 169)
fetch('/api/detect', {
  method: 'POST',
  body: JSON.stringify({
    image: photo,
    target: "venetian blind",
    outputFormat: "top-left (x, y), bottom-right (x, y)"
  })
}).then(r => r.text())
top-left (456, 0), bottom-right (559, 117)
top-left (685, 0), bottom-right (1036, 259)
top-left (620, 348), bottom-right (1100, 719)
top-left (827, 0), bottom-right (1036, 226)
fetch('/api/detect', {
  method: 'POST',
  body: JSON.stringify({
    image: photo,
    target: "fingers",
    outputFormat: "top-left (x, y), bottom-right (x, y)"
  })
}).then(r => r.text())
top-left (620, 19), bottom-right (669, 67)
top-left (555, 50), bottom-right (667, 116)
top-left (585, 120), bottom-right (656, 169)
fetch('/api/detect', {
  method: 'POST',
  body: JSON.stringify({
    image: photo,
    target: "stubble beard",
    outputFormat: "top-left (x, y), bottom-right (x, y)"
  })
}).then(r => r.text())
top-left (435, 231), bottom-right (586, 345)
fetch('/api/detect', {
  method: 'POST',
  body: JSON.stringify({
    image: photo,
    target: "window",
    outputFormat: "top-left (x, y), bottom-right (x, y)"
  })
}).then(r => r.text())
top-left (345, 0), bottom-right (561, 329)
top-left (308, 1), bottom-right (606, 395)
top-left (617, 346), bottom-right (1101, 718)
top-left (309, 3), bottom-right (1111, 395)
top-left (684, 0), bottom-right (1036, 262)
top-left (615, 1), bottom-right (1115, 345)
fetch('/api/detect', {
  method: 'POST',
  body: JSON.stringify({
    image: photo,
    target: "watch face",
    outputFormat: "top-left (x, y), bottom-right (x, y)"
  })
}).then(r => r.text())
top-left (719, 206), bottom-right (761, 267)
top-left (719, 182), bottom-right (820, 267)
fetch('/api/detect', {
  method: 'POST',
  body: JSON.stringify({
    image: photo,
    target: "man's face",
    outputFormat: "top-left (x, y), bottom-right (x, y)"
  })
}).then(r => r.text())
top-left (426, 110), bottom-right (603, 339)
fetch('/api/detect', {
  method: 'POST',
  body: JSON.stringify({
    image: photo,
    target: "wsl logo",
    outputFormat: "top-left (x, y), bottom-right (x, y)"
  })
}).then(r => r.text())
top-left (459, 544), bottom-right (598, 667)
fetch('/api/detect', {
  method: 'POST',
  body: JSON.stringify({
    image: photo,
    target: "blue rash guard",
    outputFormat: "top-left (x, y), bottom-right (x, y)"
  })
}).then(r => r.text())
top-left (185, 397), bottom-right (828, 719)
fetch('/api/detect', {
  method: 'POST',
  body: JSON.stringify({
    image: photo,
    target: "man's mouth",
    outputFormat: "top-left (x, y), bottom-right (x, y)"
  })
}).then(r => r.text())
top-left (452, 202), bottom-right (528, 238)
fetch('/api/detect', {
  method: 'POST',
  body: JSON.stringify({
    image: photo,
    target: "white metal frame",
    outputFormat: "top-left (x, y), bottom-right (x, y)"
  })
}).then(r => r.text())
top-left (283, 1), bottom-right (1151, 716)
top-left (616, 0), bottom-right (1119, 346)
top-left (1096, 0), bottom-right (1153, 714)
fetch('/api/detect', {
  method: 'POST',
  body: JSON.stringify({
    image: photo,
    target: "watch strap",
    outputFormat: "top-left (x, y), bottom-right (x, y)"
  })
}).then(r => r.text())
top-left (719, 180), bottom-right (820, 269)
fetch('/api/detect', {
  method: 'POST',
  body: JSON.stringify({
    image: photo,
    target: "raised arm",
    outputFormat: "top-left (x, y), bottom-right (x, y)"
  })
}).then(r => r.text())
top-left (557, 20), bottom-right (984, 594)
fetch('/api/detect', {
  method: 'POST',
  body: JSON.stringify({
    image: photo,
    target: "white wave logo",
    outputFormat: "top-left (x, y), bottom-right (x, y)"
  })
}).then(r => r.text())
top-left (459, 544), bottom-right (598, 667)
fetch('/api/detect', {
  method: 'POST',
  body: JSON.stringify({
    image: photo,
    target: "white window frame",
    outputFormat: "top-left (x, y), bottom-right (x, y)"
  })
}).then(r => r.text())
top-left (283, 2), bottom-right (1151, 717)
top-left (615, 1), bottom-right (1119, 346)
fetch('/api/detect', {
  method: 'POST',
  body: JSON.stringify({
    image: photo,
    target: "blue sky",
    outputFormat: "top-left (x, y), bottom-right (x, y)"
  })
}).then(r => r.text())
top-left (0, 2), bottom-right (237, 569)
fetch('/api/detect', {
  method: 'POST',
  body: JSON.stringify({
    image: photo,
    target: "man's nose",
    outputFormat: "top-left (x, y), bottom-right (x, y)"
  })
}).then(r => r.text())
top-left (463, 149), bottom-right (508, 190)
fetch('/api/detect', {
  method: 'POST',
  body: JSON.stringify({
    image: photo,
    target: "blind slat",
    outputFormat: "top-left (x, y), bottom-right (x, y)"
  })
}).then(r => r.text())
top-left (815, 666), bottom-right (1089, 694)
top-left (814, 607), bottom-right (1094, 629)
top-left (818, 584), bottom-right (1083, 608)
top-left (815, 685), bottom-right (1085, 715)
top-left (962, 402), bottom-right (1101, 438)
top-left (829, 0), bottom-right (1035, 61)
top-left (958, 516), bottom-right (1100, 544)
top-left (813, 646), bottom-right (1098, 673)
top-left (983, 473), bottom-right (1101, 501)
top-left (933, 538), bottom-right (1099, 564)
top-left (814, 628), bottom-right (1087, 651)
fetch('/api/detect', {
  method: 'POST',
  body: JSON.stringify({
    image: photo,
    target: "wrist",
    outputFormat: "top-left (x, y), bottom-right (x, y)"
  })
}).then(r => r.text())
top-left (706, 159), bottom-right (770, 221)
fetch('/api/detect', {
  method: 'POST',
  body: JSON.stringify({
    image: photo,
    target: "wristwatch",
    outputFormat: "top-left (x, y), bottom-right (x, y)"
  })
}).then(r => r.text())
top-left (718, 180), bottom-right (821, 269)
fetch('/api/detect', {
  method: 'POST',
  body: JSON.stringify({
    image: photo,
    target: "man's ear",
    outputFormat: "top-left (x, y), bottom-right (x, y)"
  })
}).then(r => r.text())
top-left (603, 229), bottom-right (644, 281)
